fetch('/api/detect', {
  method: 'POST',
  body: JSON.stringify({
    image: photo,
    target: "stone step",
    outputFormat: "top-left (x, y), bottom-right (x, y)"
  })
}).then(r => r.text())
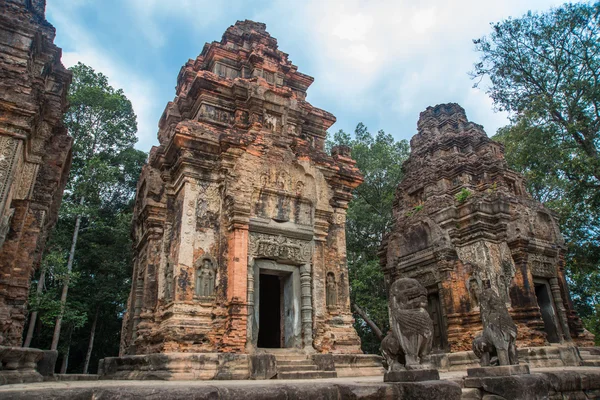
top-left (273, 355), bottom-right (309, 361)
top-left (277, 360), bottom-right (314, 366)
top-left (278, 365), bottom-right (319, 372)
top-left (582, 360), bottom-right (600, 367)
top-left (277, 370), bottom-right (337, 380)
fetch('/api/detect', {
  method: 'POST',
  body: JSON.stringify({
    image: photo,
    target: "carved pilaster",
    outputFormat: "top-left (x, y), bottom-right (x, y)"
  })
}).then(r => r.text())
top-left (0, 136), bottom-right (22, 216)
top-left (300, 263), bottom-right (313, 349)
top-left (549, 277), bottom-right (571, 342)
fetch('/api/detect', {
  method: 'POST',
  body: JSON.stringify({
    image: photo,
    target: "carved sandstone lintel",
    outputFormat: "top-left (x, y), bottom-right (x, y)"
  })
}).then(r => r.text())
top-left (248, 232), bottom-right (312, 264)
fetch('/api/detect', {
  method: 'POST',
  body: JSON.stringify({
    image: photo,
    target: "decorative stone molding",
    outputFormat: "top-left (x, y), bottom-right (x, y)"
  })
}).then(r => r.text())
top-left (249, 232), bottom-right (312, 264)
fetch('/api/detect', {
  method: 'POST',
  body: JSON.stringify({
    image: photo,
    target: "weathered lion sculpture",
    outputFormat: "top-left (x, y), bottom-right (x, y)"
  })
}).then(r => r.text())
top-left (381, 278), bottom-right (433, 371)
top-left (472, 288), bottom-right (518, 366)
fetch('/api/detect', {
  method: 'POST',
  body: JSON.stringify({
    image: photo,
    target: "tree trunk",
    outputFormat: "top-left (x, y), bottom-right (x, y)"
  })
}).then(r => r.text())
top-left (83, 306), bottom-right (99, 374)
top-left (352, 303), bottom-right (384, 341)
top-left (51, 196), bottom-right (84, 351)
top-left (23, 267), bottom-right (46, 347)
top-left (59, 326), bottom-right (73, 374)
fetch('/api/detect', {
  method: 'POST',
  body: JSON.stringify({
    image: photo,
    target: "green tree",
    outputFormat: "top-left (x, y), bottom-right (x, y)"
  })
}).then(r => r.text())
top-left (473, 2), bottom-right (600, 342)
top-left (471, 2), bottom-right (600, 186)
top-left (329, 124), bottom-right (410, 353)
top-left (24, 63), bottom-right (146, 371)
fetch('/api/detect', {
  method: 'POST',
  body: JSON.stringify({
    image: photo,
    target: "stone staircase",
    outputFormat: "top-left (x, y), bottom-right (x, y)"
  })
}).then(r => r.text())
top-left (270, 351), bottom-right (337, 380)
top-left (578, 347), bottom-right (600, 367)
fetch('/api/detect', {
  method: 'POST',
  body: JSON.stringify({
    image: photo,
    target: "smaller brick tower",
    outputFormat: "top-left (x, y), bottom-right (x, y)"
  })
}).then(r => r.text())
top-left (381, 103), bottom-right (593, 354)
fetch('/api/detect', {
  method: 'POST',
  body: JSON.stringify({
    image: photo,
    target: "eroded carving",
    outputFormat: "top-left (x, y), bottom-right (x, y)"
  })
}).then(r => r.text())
top-left (326, 272), bottom-right (337, 309)
top-left (249, 233), bottom-right (312, 264)
top-left (195, 257), bottom-right (216, 297)
top-left (198, 104), bottom-right (234, 125)
top-left (472, 289), bottom-right (518, 366)
top-left (381, 278), bottom-right (433, 371)
top-left (0, 136), bottom-right (20, 208)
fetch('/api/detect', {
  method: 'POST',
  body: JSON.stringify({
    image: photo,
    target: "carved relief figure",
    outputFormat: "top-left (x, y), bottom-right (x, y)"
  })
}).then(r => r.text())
top-left (264, 113), bottom-right (279, 132)
top-left (381, 278), bottom-right (433, 371)
top-left (165, 266), bottom-right (173, 301)
top-left (195, 258), bottom-right (216, 297)
top-left (326, 272), bottom-right (337, 308)
top-left (468, 277), bottom-right (480, 309)
top-left (472, 288), bottom-right (518, 366)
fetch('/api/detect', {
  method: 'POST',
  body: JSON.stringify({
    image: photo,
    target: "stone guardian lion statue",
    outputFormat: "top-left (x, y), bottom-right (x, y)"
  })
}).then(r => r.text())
top-left (472, 288), bottom-right (518, 366)
top-left (381, 278), bottom-right (433, 371)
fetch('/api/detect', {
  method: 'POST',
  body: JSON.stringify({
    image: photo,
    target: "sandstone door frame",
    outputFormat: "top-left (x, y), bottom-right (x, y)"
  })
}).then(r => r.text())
top-left (533, 277), bottom-right (563, 343)
top-left (251, 259), bottom-right (302, 350)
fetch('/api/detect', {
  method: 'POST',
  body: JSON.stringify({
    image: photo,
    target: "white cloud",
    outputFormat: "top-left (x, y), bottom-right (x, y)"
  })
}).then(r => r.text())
top-left (269, 0), bottom-right (564, 138)
top-left (47, 0), bottom-right (568, 151)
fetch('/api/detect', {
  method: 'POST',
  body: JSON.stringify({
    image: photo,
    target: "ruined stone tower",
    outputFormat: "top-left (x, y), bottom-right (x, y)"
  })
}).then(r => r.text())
top-left (381, 103), bottom-right (593, 353)
top-left (0, 0), bottom-right (72, 347)
top-left (112, 22), bottom-right (384, 379)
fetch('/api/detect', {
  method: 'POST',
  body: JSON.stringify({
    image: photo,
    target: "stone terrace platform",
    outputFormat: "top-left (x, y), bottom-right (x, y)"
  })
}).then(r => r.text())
top-left (1, 367), bottom-right (599, 399)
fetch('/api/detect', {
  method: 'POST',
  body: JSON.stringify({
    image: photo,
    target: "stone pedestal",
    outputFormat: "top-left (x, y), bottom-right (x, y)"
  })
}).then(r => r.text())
top-left (0, 346), bottom-right (44, 385)
top-left (467, 364), bottom-right (530, 378)
top-left (465, 364), bottom-right (532, 391)
top-left (384, 368), bottom-right (439, 382)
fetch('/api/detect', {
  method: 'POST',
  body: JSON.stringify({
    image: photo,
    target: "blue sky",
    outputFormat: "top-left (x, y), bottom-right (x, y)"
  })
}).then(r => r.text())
top-left (47, 0), bottom-right (565, 152)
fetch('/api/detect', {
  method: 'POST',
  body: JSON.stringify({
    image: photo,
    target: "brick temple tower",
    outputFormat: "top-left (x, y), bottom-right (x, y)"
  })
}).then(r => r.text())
top-left (108, 21), bottom-right (382, 380)
top-left (0, 0), bottom-right (72, 347)
top-left (380, 103), bottom-right (593, 354)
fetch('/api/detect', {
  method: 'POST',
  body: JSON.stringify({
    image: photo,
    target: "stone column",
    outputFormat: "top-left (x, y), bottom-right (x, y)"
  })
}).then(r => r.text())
top-left (131, 271), bottom-right (144, 342)
top-left (549, 277), bottom-right (571, 341)
top-left (300, 263), bottom-right (313, 349)
top-left (246, 257), bottom-right (255, 349)
top-left (222, 225), bottom-right (248, 352)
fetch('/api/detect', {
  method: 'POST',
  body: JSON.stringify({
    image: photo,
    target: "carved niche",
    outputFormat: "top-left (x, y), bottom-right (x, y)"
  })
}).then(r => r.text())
top-left (249, 232), bottom-right (312, 264)
top-left (326, 272), bottom-right (338, 309)
top-left (195, 256), bottom-right (217, 298)
top-left (263, 112), bottom-right (280, 132)
top-left (197, 103), bottom-right (234, 126)
top-left (196, 182), bottom-right (220, 229)
top-left (252, 168), bottom-right (312, 225)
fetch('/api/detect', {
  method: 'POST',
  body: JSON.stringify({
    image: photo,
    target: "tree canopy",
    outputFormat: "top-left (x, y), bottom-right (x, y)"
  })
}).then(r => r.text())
top-left (472, 2), bottom-right (600, 188)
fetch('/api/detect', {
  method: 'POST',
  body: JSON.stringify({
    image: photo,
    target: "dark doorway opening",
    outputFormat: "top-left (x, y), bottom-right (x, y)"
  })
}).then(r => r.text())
top-left (534, 282), bottom-right (561, 343)
top-left (258, 273), bottom-right (281, 348)
top-left (427, 292), bottom-right (447, 352)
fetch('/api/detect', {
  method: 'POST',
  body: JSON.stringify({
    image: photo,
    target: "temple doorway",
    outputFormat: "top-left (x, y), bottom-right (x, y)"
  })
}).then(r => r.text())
top-left (253, 260), bottom-right (301, 349)
top-left (534, 280), bottom-right (561, 343)
top-left (427, 291), bottom-right (447, 352)
top-left (258, 273), bottom-right (281, 348)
